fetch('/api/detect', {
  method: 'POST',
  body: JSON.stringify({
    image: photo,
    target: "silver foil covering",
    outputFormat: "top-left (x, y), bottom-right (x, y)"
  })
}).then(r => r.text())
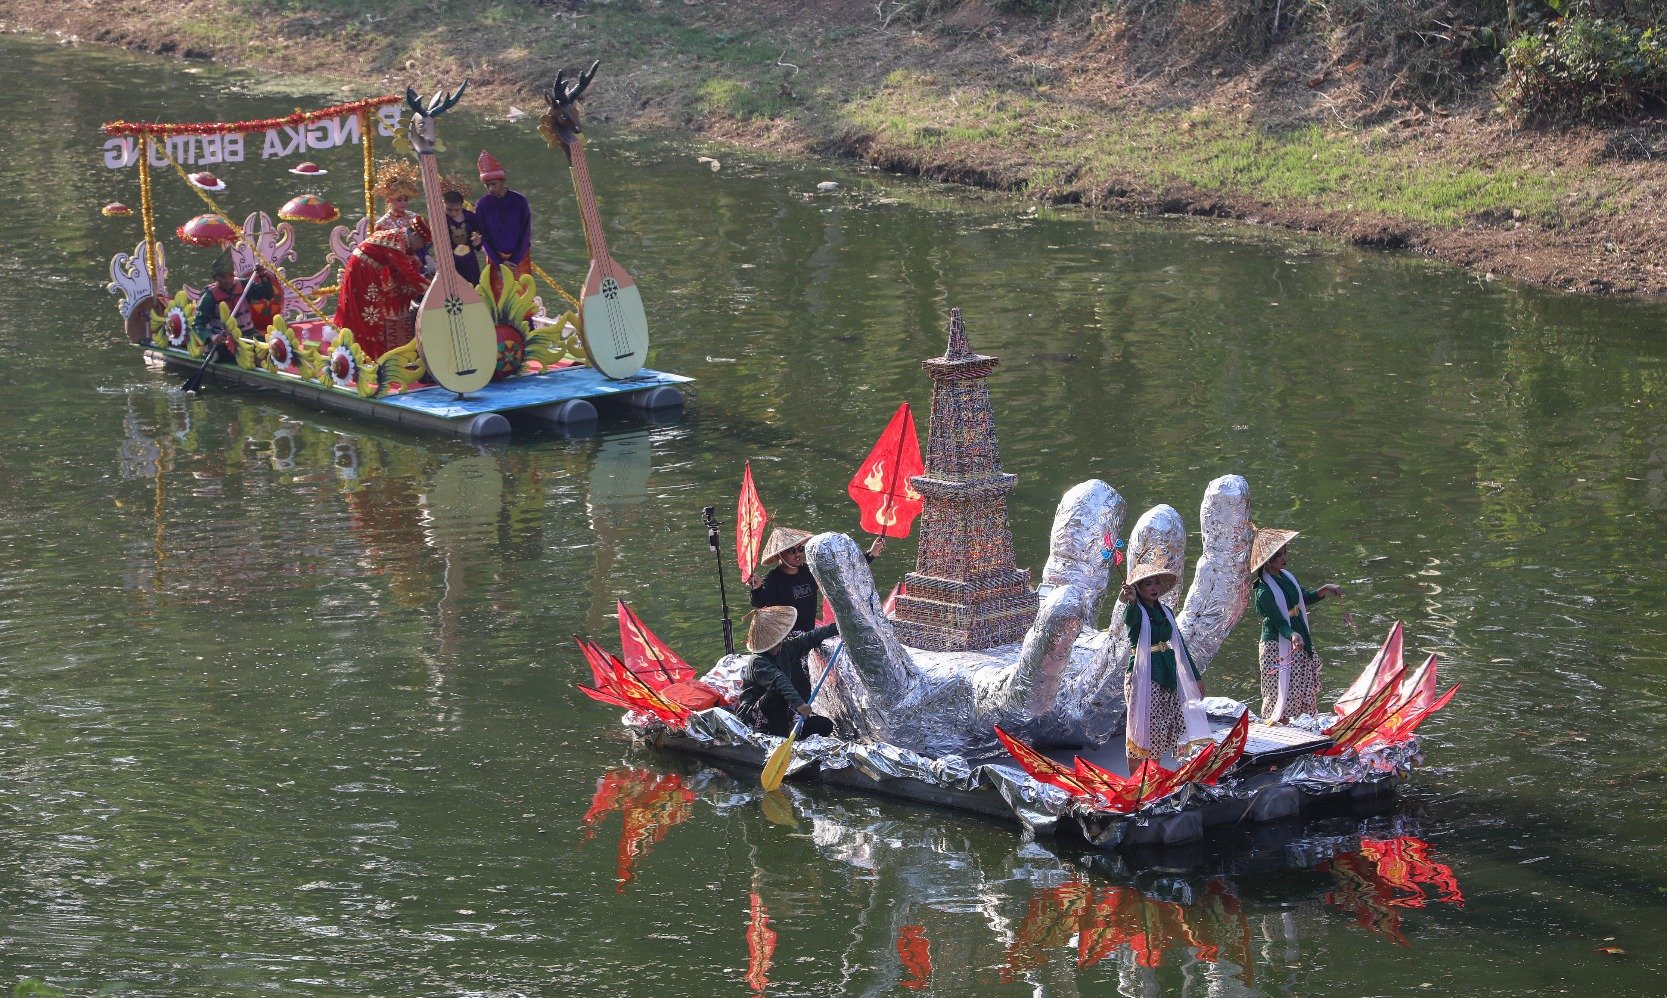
top-left (801, 474), bottom-right (1255, 757)
top-left (632, 709), bottom-right (1424, 848)
top-left (1177, 475), bottom-right (1254, 671)
top-left (1039, 479), bottom-right (1125, 619)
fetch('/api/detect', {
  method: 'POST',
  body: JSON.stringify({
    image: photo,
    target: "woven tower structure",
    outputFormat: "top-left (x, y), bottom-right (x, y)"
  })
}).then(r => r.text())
top-left (891, 308), bottom-right (1038, 651)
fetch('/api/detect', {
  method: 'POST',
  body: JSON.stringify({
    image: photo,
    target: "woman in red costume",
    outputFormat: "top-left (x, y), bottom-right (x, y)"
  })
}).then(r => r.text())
top-left (333, 227), bottom-right (428, 359)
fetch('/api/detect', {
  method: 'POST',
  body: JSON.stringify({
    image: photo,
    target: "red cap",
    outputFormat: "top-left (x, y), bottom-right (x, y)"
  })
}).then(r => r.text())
top-left (477, 149), bottom-right (506, 183)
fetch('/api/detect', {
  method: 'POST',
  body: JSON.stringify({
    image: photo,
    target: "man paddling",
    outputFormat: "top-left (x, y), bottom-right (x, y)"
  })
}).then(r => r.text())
top-left (736, 606), bottom-right (838, 738)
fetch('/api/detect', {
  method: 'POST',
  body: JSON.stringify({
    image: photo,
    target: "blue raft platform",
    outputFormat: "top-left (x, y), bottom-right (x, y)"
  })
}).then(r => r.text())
top-left (143, 346), bottom-right (691, 438)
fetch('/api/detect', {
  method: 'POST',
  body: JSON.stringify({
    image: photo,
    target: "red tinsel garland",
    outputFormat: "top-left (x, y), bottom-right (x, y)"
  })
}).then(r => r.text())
top-left (102, 96), bottom-right (402, 138)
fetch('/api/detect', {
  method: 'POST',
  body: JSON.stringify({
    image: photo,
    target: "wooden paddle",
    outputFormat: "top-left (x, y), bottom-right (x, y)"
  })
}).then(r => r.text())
top-left (541, 62), bottom-right (650, 380)
top-left (405, 82), bottom-right (499, 396)
top-left (759, 640), bottom-right (844, 792)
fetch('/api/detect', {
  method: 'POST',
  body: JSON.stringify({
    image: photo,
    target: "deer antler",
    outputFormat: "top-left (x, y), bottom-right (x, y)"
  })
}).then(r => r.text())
top-left (405, 80), bottom-right (469, 119)
top-left (547, 60), bottom-right (601, 108)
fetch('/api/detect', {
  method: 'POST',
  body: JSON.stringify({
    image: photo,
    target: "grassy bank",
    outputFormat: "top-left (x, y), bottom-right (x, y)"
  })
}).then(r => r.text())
top-left (9, 0), bottom-right (1667, 296)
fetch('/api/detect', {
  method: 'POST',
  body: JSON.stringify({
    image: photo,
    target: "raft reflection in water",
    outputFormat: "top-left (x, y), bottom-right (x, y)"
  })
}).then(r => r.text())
top-left (578, 763), bottom-right (1464, 993)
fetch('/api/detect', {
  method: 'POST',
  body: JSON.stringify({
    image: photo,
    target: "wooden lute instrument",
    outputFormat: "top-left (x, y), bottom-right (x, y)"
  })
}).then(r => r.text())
top-left (406, 82), bottom-right (498, 396)
top-left (541, 62), bottom-right (650, 381)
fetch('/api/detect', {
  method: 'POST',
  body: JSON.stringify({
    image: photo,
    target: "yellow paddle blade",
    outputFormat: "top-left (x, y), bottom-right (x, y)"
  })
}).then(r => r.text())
top-left (760, 790), bottom-right (798, 828)
top-left (759, 729), bottom-right (797, 792)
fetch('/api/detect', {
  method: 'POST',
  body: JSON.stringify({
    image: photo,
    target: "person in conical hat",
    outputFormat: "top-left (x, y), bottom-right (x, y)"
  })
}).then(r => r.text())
top-left (1250, 527), bottom-right (1344, 723)
top-left (473, 148), bottom-right (533, 287)
top-left (734, 605), bottom-right (839, 738)
top-left (747, 527), bottom-right (885, 633)
top-left (1119, 545), bottom-right (1212, 762)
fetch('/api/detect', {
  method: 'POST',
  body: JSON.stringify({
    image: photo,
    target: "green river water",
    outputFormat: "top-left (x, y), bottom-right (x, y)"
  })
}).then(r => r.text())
top-left (3, 33), bottom-right (1666, 996)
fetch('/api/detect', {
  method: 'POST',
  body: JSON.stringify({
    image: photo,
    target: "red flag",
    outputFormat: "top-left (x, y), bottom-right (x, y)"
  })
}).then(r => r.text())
top-left (1196, 712), bottom-right (1252, 785)
top-left (737, 461), bottom-right (768, 580)
top-left (1074, 756), bottom-right (1139, 813)
top-left (617, 600), bottom-right (695, 688)
top-left (882, 581), bottom-right (905, 617)
top-left (1370, 683), bottom-right (1460, 746)
top-left (994, 726), bottom-right (1093, 798)
top-left (1336, 622), bottom-right (1404, 716)
top-left (1323, 664), bottom-right (1405, 755)
top-left (848, 402), bottom-right (925, 539)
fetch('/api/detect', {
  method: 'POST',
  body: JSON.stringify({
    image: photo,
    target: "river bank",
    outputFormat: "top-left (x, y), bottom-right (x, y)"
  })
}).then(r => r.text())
top-left (11, 0), bottom-right (1667, 297)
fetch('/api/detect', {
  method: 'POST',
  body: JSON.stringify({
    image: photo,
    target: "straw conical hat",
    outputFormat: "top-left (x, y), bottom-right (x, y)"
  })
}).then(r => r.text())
top-left (1126, 548), bottom-right (1178, 597)
top-left (746, 605), bottom-right (798, 653)
top-left (758, 527), bottom-right (813, 567)
top-left (1250, 528), bottom-right (1299, 575)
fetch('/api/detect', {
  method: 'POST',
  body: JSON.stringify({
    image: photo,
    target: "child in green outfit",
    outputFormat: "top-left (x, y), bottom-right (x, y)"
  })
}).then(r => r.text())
top-left (1250, 528), bottom-right (1344, 723)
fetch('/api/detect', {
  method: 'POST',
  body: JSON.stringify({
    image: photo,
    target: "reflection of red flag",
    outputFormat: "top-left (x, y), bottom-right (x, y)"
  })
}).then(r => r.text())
top-left (847, 402), bottom-right (925, 538)
top-left (897, 925), bottom-right (932, 990)
top-left (737, 461), bottom-right (768, 579)
top-left (746, 891), bottom-right (776, 995)
top-left (617, 600), bottom-right (695, 687)
top-left (577, 767), bottom-right (695, 891)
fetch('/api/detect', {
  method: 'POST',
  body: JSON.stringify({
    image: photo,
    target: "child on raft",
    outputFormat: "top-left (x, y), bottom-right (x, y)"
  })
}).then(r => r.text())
top-left (1120, 549), bottom-right (1213, 762)
top-left (1250, 527), bottom-right (1345, 723)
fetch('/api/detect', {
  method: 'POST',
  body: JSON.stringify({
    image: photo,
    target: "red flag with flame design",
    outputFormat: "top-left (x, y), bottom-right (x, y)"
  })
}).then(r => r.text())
top-left (617, 600), bottom-right (695, 687)
top-left (847, 403), bottom-right (925, 538)
top-left (737, 461), bottom-right (768, 580)
top-left (994, 726), bottom-right (1094, 798)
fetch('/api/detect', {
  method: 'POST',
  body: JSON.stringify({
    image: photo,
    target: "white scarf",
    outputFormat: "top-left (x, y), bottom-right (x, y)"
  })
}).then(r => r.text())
top-left (1128, 601), bottom-right (1212, 758)
top-left (1261, 569), bottom-right (1310, 720)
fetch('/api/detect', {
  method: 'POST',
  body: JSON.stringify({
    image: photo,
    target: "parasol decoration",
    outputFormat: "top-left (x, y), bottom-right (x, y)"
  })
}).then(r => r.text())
top-left (102, 202), bottom-right (133, 218)
top-left (289, 161), bottom-right (328, 176)
top-left (187, 171), bottom-right (227, 192)
top-left (278, 193), bottom-right (340, 224)
top-left (176, 213), bottom-right (238, 247)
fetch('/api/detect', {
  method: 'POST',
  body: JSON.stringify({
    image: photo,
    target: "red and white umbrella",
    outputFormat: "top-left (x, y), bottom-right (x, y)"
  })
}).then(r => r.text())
top-left (289, 161), bottom-right (328, 177)
top-left (187, 171), bottom-right (227, 192)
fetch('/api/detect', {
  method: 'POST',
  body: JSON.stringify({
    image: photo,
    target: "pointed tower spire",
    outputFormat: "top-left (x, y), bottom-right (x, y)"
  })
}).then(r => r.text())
top-left (890, 307), bottom-right (1038, 652)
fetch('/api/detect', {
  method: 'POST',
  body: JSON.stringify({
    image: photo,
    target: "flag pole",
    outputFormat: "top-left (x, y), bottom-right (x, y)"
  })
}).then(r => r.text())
top-left (702, 505), bottom-right (736, 656)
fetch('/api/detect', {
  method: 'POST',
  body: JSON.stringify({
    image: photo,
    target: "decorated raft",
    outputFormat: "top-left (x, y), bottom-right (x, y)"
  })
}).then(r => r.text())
top-left (577, 312), bottom-right (1456, 850)
top-left (103, 71), bottom-right (687, 439)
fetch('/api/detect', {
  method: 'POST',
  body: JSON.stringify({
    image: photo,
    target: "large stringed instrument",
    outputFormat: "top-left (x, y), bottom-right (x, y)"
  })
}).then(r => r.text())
top-left (540, 62), bottom-right (650, 381)
top-left (406, 82), bottom-right (498, 396)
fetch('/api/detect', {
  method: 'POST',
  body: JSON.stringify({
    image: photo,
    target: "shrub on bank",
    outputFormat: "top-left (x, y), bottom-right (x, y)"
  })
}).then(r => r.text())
top-left (1501, 15), bottom-right (1667, 122)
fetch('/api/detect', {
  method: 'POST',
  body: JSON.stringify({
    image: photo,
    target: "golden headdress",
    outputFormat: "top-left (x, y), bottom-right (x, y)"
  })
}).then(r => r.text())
top-left (372, 158), bottom-right (421, 200)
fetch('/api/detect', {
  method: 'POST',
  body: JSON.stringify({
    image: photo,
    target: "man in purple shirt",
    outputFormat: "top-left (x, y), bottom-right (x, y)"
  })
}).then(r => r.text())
top-left (474, 149), bottom-right (532, 293)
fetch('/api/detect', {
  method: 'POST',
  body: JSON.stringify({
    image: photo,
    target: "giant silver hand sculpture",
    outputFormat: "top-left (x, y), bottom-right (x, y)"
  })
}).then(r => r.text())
top-left (806, 475), bottom-right (1253, 758)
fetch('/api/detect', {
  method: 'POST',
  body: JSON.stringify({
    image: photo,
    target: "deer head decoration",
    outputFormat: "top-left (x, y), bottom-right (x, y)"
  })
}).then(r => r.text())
top-left (402, 80), bottom-right (468, 156)
top-left (540, 61), bottom-right (600, 160)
